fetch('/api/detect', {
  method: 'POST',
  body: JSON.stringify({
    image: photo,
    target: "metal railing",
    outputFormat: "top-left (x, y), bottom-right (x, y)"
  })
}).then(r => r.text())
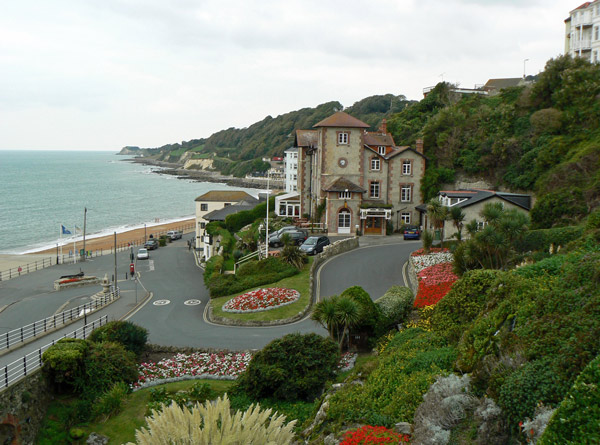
top-left (0, 289), bottom-right (119, 352)
top-left (0, 315), bottom-right (108, 391)
top-left (0, 257), bottom-right (55, 282)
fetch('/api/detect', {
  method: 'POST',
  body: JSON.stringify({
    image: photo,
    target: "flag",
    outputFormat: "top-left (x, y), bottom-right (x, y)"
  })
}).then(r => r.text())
top-left (61, 225), bottom-right (72, 235)
top-left (75, 226), bottom-right (83, 234)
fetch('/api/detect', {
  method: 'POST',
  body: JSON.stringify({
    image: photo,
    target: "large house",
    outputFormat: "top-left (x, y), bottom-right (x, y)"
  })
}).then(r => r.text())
top-left (287, 111), bottom-right (426, 235)
top-left (194, 190), bottom-right (257, 250)
top-left (565, 1), bottom-right (600, 63)
top-left (417, 189), bottom-right (532, 239)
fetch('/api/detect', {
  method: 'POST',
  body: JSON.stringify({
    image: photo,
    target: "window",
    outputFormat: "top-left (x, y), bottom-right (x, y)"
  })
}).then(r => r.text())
top-left (279, 204), bottom-right (286, 215)
top-left (339, 191), bottom-right (351, 199)
top-left (200, 222), bottom-right (206, 229)
top-left (292, 185), bottom-right (297, 191)
top-left (477, 221), bottom-right (487, 231)
top-left (595, 26), bottom-right (599, 41)
top-left (370, 182), bottom-right (380, 199)
top-left (292, 163), bottom-right (297, 170)
top-left (401, 212), bottom-right (411, 224)
top-left (200, 203), bottom-right (208, 211)
top-left (224, 203), bottom-right (231, 207)
top-left (401, 185), bottom-right (412, 202)
top-left (378, 146), bottom-right (386, 155)
top-left (338, 209), bottom-right (351, 228)
top-left (371, 158), bottom-right (380, 171)
top-left (402, 160), bottom-right (412, 175)
top-left (338, 132), bottom-right (349, 144)
top-left (292, 174), bottom-right (297, 181)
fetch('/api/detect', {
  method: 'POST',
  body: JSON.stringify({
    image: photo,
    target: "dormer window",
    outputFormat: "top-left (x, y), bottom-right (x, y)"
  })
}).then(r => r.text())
top-left (378, 146), bottom-right (386, 155)
top-left (338, 132), bottom-right (349, 145)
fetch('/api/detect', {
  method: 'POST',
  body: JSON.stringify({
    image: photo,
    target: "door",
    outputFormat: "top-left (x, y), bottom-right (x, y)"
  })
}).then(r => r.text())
top-left (364, 217), bottom-right (383, 235)
top-left (338, 209), bottom-right (351, 234)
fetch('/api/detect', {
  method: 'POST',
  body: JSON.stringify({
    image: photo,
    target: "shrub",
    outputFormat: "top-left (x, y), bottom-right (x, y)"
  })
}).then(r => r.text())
top-left (530, 188), bottom-right (588, 229)
top-left (236, 333), bottom-right (339, 402)
top-left (77, 341), bottom-right (138, 400)
top-left (518, 226), bottom-right (584, 252)
top-left (204, 254), bottom-right (225, 284)
top-left (422, 229), bottom-right (434, 253)
top-left (375, 286), bottom-right (414, 325)
top-left (586, 208), bottom-right (600, 229)
top-left (128, 395), bottom-right (296, 445)
top-left (93, 381), bottom-right (129, 420)
top-left (498, 358), bottom-right (569, 429)
top-left (41, 338), bottom-right (88, 390)
top-left (340, 286), bottom-right (381, 335)
top-left (88, 320), bottom-right (148, 356)
top-left (539, 354), bottom-right (600, 444)
top-left (431, 270), bottom-right (502, 343)
top-left (279, 244), bottom-right (307, 270)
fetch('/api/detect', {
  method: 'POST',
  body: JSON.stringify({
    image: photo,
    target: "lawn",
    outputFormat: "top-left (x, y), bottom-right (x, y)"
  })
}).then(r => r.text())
top-left (210, 257), bottom-right (313, 322)
top-left (84, 380), bottom-right (234, 444)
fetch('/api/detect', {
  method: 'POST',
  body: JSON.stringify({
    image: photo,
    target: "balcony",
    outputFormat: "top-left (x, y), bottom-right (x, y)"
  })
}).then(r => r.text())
top-left (571, 39), bottom-right (592, 51)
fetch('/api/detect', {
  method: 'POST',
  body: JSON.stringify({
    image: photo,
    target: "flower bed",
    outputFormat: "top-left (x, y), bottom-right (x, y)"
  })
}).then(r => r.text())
top-left (338, 352), bottom-right (358, 372)
top-left (222, 287), bottom-right (300, 313)
top-left (132, 351), bottom-right (252, 390)
top-left (411, 251), bottom-right (457, 308)
top-left (340, 425), bottom-right (410, 444)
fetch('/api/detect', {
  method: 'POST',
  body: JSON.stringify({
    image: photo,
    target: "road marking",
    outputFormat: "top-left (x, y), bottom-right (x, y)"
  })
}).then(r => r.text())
top-left (184, 299), bottom-right (201, 306)
top-left (153, 299), bottom-right (170, 306)
top-left (148, 260), bottom-right (155, 271)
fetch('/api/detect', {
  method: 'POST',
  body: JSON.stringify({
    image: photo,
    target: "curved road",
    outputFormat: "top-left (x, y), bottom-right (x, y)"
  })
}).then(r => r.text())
top-left (128, 234), bottom-right (420, 350)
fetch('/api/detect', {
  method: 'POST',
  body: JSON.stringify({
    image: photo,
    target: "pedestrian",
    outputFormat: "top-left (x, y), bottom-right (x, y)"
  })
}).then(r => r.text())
top-left (188, 240), bottom-right (192, 250)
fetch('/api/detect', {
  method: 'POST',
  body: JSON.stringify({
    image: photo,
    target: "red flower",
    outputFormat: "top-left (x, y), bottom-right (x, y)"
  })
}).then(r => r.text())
top-left (340, 425), bottom-right (410, 444)
top-left (413, 263), bottom-right (457, 307)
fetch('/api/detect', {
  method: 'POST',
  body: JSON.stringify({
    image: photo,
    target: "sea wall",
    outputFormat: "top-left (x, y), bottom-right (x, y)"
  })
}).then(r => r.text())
top-left (0, 370), bottom-right (52, 445)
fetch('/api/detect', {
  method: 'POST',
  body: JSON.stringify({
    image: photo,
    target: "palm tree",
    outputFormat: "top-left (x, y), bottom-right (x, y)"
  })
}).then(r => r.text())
top-left (280, 244), bottom-right (307, 270)
top-left (335, 295), bottom-right (361, 352)
top-left (427, 198), bottom-right (449, 248)
top-left (311, 297), bottom-right (340, 341)
top-left (449, 206), bottom-right (466, 241)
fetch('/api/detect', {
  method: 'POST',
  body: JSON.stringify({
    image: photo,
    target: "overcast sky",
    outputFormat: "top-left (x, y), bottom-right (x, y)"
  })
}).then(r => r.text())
top-left (1, 0), bottom-right (570, 151)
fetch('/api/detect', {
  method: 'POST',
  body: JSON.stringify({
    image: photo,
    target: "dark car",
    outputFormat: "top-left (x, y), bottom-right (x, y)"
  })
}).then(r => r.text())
top-left (403, 225), bottom-right (421, 240)
top-left (144, 239), bottom-right (159, 250)
top-left (269, 229), bottom-right (308, 247)
top-left (300, 236), bottom-right (330, 255)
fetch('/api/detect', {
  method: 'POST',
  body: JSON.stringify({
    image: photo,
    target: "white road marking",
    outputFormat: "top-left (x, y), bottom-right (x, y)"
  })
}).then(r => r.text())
top-left (148, 260), bottom-right (155, 271)
top-left (184, 299), bottom-right (202, 306)
top-left (153, 299), bottom-right (170, 306)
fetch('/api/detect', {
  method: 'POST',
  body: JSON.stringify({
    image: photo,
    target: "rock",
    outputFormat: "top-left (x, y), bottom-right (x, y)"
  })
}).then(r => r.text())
top-left (87, 432), bottom-right (109, 445)
top-left (394, 422), bottom-right (412, 435)
top-left (323, 433), bottom-right (339, 445)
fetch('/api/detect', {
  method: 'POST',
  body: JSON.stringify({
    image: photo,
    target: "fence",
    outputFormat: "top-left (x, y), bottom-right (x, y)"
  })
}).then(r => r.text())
top-left (0, 222), bottom-right (195, 282)
top-left (0, 289), bottom-right (119, 353)
top-left (1, 315), bottom-right (108, 391)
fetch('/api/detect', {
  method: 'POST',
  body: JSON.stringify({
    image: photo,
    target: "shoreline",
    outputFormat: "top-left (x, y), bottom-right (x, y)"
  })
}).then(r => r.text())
top-left (25, 217), bottom-right (196, 256)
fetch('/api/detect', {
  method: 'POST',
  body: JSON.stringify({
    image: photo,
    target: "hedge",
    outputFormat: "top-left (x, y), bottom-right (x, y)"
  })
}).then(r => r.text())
top-left (518, 226), bottom-right (583, 253)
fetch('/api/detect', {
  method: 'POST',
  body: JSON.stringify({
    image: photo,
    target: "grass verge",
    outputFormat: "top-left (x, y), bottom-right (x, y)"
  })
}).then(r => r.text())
top-left (210, 257), bottom-right (313, 322)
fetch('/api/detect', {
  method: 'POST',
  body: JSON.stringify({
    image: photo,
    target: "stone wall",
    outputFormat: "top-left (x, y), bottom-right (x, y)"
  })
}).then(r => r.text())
top-left (0, 370), bottom-right (53, 445)
top-left (207, 237), bottom-right (360, 327)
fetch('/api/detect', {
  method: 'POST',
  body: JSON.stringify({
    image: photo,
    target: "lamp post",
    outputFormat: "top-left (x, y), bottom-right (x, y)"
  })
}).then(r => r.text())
top-left (144, 224), bottom-right (147, 243)
top-left (56, 243), bottom-right (59, 265)
top-left (265, 174), bottom-right (270, 257)
top-left (523, 58), bottom-right (529, 79)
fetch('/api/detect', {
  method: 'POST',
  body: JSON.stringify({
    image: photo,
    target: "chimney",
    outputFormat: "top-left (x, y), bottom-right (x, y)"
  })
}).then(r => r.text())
top-left (416, 139), bottom-right (424, 154)
top-left (380, 119), bottom-right (387, 134)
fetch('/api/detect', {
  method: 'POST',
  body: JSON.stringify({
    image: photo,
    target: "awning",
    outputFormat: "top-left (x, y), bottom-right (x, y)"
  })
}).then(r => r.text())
top-left (275, 192), bottom-right (300, 205)
top-left (360, 208), bottom-right (392, 220)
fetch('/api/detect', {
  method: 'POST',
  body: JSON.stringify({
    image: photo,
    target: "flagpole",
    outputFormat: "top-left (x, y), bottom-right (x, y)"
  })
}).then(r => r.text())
top-left (82, 207), bottom-right (87, 262)
top-left (59, 224), bottom-right (62, 264)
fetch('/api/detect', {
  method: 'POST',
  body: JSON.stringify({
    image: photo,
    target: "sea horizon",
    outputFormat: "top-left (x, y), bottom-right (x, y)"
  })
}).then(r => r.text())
top-left (0, 150), bottom-right (259, 255)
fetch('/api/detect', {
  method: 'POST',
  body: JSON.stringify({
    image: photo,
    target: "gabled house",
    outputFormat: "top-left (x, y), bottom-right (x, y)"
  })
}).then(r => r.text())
top-left (416, 189), bottom-right (532, 239)
top-left (194, 190), bottom-right (257, 250)
top-left (295, 111), bottom-right (426, 235)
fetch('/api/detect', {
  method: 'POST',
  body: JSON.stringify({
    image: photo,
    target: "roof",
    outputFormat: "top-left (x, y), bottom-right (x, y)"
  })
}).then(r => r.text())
top-left (323, 177), bottom-right (366, 193)
top-left (483, 78), bottom-right (525, 91)
top-left (439, 189), bottom-right (532, 211)
top-left (573, 2), bottom-right (594, 12)
top-left (284, 147), bottom-right (298, 153)
top-left (313, 111), bottom-right (370, 129)
top-left (195, 190), bottom-right (255, 203)
top-left (364, 132), bottom-right (395, 147)
top-left (295, 129), bottom-right (319, 148)
top-left (364, 144), bottom-right (427, 160)
top-left (203, 203), bottom-right (257, 221)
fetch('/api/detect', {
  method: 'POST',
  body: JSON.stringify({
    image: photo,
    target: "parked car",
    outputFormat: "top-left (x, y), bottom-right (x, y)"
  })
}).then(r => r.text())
top-left (403, 225), bottom-right (421, 240)
top-left (144, 239), bottom-right (159, 250)
top-left (300, 236), bottom-right (330, 255)
top-left (269, 229), bottom-right (308, 247)
top-left (167, 230), bottom-right (183, 240)
top-left (137, 248), bottom-right (149, 260)
top-left (268, 226), bottom-right (303, 246)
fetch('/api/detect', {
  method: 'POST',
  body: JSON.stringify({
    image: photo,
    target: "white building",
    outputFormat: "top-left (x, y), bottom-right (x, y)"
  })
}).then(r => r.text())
top-left (565, 1), bottom-right (600, 63)
top-left (284, 147), bottom-right (298, 193)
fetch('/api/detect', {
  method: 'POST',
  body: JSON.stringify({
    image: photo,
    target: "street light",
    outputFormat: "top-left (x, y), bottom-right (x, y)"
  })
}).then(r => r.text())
top-left (265, 174), bottom-right (271, 257)
top-left (523, 58), bottom-right (529, 79)
top-left (144, 224), bottom-right (147, 243)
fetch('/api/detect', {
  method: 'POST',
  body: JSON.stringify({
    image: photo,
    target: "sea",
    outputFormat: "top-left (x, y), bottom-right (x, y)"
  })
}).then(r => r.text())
top-left (0, 150), bottom-right (259, 254)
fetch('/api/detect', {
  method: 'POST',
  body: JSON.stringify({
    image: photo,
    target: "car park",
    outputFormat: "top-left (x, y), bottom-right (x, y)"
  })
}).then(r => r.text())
top-left (144, 239), bottom-right (159, 250)
top-left (300, 236), bottom-right (330, 255)
top-left (137, 248), bottom-right (149, 260)
top-left (403, 225), bottom-right (421, 240)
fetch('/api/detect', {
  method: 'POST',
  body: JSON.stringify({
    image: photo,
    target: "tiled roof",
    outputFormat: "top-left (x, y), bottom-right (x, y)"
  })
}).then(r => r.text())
top-left (364, 132), bottom-right (395, 146)
top-left (295, 130), bottom-right (319, 148)
top-left (323, 177), bottom-right (366, 193)
top-left (203, 204), bottom-right (257, 221)
top-left (483, 78), bottom-right (524, 90)
top-left (439, 189), bottom-right (531, 210)
top-left (313, 111), bottom-right (370, 129)
top-left (195, 190), bottom-right (255, 202)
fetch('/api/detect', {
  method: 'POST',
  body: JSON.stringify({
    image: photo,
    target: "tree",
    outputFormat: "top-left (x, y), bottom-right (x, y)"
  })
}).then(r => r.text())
top-left (427, 198), bottom-right (449, 248)
top-left (279, 244), bottom-right (306, 270)
top-left (449, 206), bottom-right (466, 241)
top-left (335, 295), bottom-right (362, 352)
top-left (311, 296), bottom-right (339, 341)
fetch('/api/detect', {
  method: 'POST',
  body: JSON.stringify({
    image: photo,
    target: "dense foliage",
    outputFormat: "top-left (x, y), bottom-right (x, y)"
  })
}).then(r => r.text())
top-left (374, 285), bottom-right (414, 326)
top-left (235, 333), bottom-right (339, 402)
top-left (42, 338), bottom-right (88, 390)
top-left (87, 320), bottom-right (148, 356)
